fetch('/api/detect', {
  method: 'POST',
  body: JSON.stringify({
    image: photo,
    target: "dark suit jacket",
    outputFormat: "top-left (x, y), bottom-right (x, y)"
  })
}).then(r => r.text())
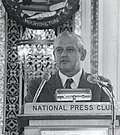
top-left (25, 70), bottom-right (110, 102)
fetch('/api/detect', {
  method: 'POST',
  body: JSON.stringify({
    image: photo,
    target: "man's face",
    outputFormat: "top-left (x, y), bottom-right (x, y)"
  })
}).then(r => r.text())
top-left (54, 38), bottom-right (82, 77)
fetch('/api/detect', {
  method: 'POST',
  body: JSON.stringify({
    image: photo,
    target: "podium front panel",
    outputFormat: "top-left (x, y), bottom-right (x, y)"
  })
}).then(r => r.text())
top-left (17, 102), bottom-right (120, 135)
top-left (24, 127), bottom-right (109, 135)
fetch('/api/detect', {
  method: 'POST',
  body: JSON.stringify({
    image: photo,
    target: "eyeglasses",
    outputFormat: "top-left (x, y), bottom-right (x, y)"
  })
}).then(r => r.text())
top-left (55, 46), bottom-right (79, 54)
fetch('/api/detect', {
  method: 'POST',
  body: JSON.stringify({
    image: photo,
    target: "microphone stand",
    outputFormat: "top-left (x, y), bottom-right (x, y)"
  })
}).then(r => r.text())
top-left (33, 79), bottom-right (46, 102)
top-left (100, 85), bottom-right (116, 135)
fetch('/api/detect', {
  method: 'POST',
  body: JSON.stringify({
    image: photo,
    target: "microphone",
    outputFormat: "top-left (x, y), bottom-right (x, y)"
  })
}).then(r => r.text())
top-left (87, 74), bottom-right (113, 97)
top-left (87, 74), bottom-right (109, 87)
top-left (87, 75), bottom-right (115, 135)
top-left (33, 72), bottom-right (51, 102)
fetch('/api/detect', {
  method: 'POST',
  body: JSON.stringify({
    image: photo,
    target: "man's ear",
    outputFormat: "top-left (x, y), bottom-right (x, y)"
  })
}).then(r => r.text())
top-left (80, 49), bottom-right (87, 61)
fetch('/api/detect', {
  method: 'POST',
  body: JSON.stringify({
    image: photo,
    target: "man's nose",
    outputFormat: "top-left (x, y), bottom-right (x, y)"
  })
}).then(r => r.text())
top-left (61, 49), bottom-right (68, 56)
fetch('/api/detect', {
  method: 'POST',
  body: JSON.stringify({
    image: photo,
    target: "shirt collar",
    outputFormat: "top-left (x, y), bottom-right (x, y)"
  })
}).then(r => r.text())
top-left (59, 69), bottom-right (83, 87)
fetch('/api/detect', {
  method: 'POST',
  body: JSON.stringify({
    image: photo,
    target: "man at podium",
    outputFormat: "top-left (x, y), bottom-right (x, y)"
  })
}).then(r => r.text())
top-left (25, 31), bottom-right (112, 102)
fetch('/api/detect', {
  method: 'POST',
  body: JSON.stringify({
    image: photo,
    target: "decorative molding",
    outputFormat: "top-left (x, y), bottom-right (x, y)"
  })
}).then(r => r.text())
top-left (90, 0), bottom-right (99, 74)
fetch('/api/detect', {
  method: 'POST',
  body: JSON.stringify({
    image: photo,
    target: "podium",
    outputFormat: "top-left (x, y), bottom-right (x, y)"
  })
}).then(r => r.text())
top-left (17, 102), bottom-right (120, 135)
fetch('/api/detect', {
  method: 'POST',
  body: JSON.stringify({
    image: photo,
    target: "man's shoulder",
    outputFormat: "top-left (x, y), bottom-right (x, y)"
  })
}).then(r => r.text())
top-left (29, 77), bottom-right (42, 85)
top-left (29, 71), bottom-right (59, 85)
top-left (82, 69), bottom-right (112, 91)
top-left (48, 71), bottom-right (60, 82)
top-left (81, 69), bottom-right (92, 80)
top-left (82, 69), bottom-right (109, 82)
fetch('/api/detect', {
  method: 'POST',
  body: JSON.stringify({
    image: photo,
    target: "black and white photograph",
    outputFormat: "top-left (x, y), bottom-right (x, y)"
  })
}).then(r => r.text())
top-left (0, 0), bottom-right (120, 135)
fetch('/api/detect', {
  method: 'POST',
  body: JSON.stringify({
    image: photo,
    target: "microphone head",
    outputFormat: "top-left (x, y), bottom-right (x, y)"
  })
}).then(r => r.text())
top-left (42, 72), bottom-right (51, 81)
top-left (87, 74), bottom-right (100, 84)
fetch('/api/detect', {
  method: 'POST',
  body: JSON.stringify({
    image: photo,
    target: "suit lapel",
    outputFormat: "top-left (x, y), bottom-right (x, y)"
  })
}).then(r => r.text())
top-left (78, 69), bottom-right (88, 88)
top-left (46, 71), bottom-right (63, 101)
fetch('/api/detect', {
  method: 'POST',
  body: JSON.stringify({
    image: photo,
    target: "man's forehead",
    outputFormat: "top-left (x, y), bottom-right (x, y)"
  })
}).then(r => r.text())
top-left (55, 38), bottom-right (77, 47)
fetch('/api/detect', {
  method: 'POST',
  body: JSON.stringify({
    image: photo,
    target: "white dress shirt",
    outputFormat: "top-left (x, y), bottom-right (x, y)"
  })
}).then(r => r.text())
top-left (59, 69), bottom-right (82, 89)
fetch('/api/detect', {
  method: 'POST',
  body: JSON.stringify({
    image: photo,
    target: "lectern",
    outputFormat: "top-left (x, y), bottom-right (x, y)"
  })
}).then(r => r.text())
top-left (17, 102), bottom-right (120, 135)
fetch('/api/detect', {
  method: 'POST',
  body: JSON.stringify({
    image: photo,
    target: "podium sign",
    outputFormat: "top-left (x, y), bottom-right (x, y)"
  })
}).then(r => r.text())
top-left (24, 102), bottom-right (114, 115)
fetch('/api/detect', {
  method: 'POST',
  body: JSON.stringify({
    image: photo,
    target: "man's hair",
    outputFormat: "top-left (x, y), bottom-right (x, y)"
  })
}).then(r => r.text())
top-left (53, 31), bottom-right (85, 51)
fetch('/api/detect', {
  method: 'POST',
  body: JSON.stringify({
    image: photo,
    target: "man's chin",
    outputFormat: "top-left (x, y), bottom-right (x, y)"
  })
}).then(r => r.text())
top-left (60, 67), bottom-right (71, 73)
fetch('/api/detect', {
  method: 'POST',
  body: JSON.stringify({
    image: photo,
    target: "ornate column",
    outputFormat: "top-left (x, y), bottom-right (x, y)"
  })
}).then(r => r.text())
top-left (4, 17), bottom-right (22, 135)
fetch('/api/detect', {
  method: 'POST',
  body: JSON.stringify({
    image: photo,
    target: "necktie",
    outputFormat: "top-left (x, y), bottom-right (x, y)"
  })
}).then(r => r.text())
top-left (64, 78), bottom-right (73, 88)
